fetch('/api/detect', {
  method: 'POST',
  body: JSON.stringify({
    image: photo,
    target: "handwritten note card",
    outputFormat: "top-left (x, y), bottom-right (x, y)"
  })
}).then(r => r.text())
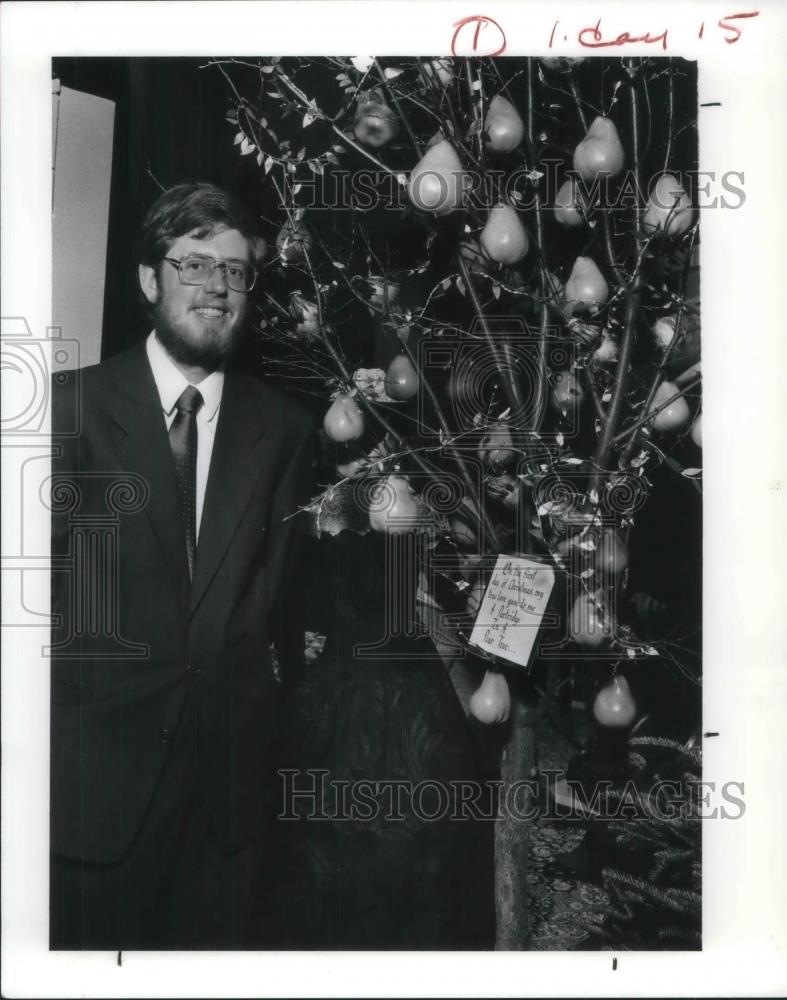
top-left (468, 555), bottom-right (555, 670)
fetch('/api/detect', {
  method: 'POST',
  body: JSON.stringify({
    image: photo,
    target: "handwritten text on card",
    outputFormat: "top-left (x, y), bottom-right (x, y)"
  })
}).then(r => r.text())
top-left (468, 555), bottom-right (555, 670)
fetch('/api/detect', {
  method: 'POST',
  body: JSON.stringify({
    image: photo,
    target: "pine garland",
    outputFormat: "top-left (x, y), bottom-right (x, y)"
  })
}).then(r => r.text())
top-left (590, 736), bottom-right (701, 950)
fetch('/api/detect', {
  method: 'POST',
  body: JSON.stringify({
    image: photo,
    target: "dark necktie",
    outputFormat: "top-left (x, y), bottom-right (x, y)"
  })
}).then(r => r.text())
top-left (169, 385), bottom-right (203, 580)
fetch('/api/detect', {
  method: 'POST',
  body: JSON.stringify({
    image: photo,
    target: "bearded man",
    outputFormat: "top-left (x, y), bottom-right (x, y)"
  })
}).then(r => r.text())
top-left (49, 183), bottom-right (313, 950)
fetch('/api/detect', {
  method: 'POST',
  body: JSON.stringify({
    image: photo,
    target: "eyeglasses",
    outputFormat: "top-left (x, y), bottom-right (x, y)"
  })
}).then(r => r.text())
top-left (162, 254), bottom-right (257, 293)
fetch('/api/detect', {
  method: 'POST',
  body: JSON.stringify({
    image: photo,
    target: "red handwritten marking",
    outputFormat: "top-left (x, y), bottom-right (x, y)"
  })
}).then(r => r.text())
top-left (718, 10), bottom-right (760, 44)
top-left (578, 18), bottom-right (669, 51)
top-left (451, 15), bottom-right (507, 56)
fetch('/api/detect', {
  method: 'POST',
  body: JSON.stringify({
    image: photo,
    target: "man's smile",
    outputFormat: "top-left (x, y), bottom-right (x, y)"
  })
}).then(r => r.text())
top-left (193, 305), bottom-right (229, 319)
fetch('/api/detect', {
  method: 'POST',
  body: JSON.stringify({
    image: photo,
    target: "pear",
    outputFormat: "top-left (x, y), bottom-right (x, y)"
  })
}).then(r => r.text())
top-left (484, 95), bottom-right (524, 153)
top-left (554, 178), bottom-right (584, 226)
top-left (323, 394), bottom-right (365, 443)
top-left (596, 530), bottom-right (628, 576)
top-left (407, 140), bottom-right (466, 216)
top-left (570, 591), bottom-right (612, 648)
top-left (564, 256), bottom-right (609, 315)
top-left (479, 204), bottom-right (529, 265)
top-left (649, 380), bottom-right (690, 433)
top-left (368, 475), bottom-right (422, 534)
top-left (643, 174), bottom-right (693, 237)
top-left (573, 116), bottom-right (625, 182)
top-left (691, 412), bottom-right (702, 448)
top-left (384, 354), bottom-right (419, 401)
top-left (469, 670), bottom-right (511, 724)
top-left (593, 675), bottom-right (637, 728)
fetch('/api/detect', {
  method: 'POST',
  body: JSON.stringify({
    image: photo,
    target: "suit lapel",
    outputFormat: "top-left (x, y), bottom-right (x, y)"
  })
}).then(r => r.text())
top-left (104, 344), bottom-right (192, 617)
top-left (188, 372), bottom-right (272, 619)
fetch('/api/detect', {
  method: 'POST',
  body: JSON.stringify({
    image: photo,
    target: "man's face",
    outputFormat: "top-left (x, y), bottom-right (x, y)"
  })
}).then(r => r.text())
top-left (139, 226), bottom-right (252, 371)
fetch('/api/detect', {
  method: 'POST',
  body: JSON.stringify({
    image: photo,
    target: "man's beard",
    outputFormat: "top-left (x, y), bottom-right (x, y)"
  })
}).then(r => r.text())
top-left (153, 302), bottom-right (240, 371)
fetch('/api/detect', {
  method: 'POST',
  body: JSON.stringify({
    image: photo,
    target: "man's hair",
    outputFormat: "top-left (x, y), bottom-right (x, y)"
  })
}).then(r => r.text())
top-left (138, 182), bottom-right (262, 266)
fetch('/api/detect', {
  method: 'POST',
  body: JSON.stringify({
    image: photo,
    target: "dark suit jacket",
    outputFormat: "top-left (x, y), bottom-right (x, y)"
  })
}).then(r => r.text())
top-left (50, 343), bottom-right (313, 864)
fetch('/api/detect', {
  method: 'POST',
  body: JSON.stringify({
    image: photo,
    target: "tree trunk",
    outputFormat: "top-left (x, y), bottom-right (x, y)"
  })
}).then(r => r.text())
top-left (494, 692), bottom-right (537, 949)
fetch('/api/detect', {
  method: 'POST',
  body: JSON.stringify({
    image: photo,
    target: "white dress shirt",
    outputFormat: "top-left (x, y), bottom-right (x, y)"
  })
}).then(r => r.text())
top-left (146, 331), bottom-right (225, 540)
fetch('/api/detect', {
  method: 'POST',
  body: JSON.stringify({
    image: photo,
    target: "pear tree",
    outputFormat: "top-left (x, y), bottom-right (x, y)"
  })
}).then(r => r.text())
top-left (213, 54), bottom-right (702, 948)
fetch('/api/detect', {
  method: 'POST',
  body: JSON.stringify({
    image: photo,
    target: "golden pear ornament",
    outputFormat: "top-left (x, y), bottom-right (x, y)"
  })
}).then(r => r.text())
top-left (407, 140), bottom-right (466, 216)
top-left (479, 204), bottom-right (529, 265)
top-left (573, 116), bottom-right (625, 182)
top-left (484, 95), bottom-right (525, 153)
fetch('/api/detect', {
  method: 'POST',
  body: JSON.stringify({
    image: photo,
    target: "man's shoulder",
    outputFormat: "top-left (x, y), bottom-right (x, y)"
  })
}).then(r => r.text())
top-left (52, 344), bottom-right (145, 395)
top-left (51, 344), bottom-right (147, 434)
top-left (230, 371), bottom-right (313, 438)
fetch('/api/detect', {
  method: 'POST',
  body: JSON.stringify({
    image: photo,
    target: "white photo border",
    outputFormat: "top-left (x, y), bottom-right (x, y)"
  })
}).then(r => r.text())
top-left (2, 1), bottom-right (786, 996)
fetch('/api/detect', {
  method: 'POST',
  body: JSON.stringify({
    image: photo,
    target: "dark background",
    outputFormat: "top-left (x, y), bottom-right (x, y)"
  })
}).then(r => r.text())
top-left (53, 57), bottom-right (251, 359)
